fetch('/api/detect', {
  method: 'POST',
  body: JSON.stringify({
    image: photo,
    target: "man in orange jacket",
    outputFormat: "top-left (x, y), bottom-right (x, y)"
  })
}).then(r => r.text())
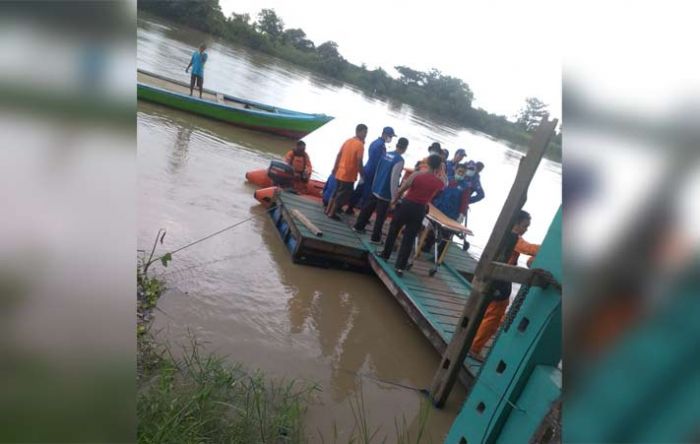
top-left (284, 140), bottom-right (313, 190)
top-left (470, 210), bottom-right (540, 357)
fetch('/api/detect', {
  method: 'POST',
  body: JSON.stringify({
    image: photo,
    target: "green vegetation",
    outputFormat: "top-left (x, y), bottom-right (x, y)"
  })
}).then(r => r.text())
top-left (138, 336), bottom-right (316, 443)
top-left (137, 244), bottom-right (316, 443)
top-left (138, 0), bottom-right (561, 161)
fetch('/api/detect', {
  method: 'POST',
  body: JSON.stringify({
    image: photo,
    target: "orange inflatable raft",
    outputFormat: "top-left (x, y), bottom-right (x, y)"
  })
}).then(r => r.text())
top-left (246, 161), bottom-right (325, 206)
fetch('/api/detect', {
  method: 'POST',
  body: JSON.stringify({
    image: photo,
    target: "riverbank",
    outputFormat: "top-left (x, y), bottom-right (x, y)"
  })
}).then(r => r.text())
top-left (137, 245), bottom-right (314, 442)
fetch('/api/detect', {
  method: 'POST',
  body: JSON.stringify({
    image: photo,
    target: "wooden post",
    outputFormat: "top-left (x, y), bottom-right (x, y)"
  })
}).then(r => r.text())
top-left (428, 117), bottom-right (558, 407)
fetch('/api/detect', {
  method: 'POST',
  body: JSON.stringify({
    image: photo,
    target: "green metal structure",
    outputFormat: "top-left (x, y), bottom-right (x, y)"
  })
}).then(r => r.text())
top-left (445, 207), bottom-right (562, 444)
top-left (563, 261), bottom-right (700, 443)
top-left (137, 70), bottom-right (333, 139)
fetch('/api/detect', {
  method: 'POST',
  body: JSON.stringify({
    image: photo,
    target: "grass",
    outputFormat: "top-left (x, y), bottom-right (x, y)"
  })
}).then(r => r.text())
top-left (138, 336), bottom-right (318, 444)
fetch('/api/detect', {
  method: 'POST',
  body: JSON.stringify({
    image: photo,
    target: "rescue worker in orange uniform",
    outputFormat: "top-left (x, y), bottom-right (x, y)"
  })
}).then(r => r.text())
top-left (470, 210), bottom-right (540, 357)
top-left (284, 140), bottom-right (313, 190)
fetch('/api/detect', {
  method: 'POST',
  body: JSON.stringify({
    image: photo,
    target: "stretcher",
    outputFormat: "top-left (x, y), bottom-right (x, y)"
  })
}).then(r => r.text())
top-left (407, 204), bottom-right (474, 276)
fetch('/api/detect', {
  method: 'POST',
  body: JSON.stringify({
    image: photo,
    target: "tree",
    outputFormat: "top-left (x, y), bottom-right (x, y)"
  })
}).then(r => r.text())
top-left (516, 97), bottom-right (549, 132)
top-left (230, 12), bottom-right (250, 25)
top-left (282, 28), bottom-right (314, 51)
top-left (256, 9), bottom-right (284, 40)
top-left (369, 67), bottom-right (391, 95)
top-left (316, 41), bottom-right (345, 77)
top-left (316, 41), bottom-right (341, 60)
top-left (395, 65), bottom-right (426, 86)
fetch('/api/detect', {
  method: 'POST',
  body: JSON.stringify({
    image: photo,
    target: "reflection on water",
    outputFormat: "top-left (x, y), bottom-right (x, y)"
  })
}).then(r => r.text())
top-left (138, 15), bottom-right (560, 441)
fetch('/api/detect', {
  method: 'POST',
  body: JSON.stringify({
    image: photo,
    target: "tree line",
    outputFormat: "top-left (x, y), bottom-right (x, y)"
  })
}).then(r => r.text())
top-left (138, 0), bottom-right (561, 161)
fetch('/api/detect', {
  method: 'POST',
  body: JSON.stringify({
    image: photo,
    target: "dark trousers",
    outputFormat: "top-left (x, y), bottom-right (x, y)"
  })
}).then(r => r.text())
top-left (380, 200), bottom-right (427, 270)
top-left (190, 74), bottom-right (203, 94)
top-left (328, 180), bottom-right (354, 215)
top-left (354, 194), bottom-right (390, 242)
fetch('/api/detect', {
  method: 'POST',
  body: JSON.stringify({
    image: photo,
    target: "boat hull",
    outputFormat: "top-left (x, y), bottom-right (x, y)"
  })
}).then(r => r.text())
top-left (137, 71), bottom-right (333, 139)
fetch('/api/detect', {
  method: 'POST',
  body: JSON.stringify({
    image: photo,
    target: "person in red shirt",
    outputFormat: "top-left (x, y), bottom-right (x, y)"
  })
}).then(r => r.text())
top-left (379, 154), bottom-right (445, 276)
top-left (326, 124), bottom-right (367, 220)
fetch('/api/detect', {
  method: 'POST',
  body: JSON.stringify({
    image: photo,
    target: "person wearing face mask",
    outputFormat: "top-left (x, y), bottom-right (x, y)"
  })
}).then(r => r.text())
top-left (283, 140), bottom-right (313, 186)
top-left (446, 148), bottom-right (467, 179)
top-left (432, 163), bottom-right (472, 222)
top-left (422, 163), bottom-right (475, 255)
top-left (459, 161), bottom-right (485, 224)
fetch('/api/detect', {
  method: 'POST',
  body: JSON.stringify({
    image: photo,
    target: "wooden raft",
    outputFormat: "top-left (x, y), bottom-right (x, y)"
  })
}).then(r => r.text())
top-left (269, 191), bottom-right (478, 276)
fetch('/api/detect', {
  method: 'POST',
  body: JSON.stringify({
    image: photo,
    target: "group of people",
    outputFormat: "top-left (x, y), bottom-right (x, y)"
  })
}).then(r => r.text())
top-left (281, 124), bottom-right (540, 356)
top-left (292, 124), bottom-right (485, 275)
top-left (185, 43), bottom-right (539, 360)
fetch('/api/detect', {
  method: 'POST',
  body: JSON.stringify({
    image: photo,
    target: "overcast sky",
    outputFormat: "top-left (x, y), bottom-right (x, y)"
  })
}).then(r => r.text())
top-left (219, 0), bottom-right (561, 121)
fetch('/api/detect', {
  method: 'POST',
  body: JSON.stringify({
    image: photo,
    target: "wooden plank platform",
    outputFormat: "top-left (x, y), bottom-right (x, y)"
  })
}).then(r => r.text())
top-left (444, 244), bottom-right (478, 282)
top-left (271, 191), bottom-right (478, 274)
top-left (364, 242), bottom-right (482, 384)
top-left (270, 191), bottom-right (369, 271)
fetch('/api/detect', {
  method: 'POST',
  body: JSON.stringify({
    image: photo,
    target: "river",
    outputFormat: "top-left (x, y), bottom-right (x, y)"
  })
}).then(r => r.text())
top-left (138, 16), bottom-right (561, 442)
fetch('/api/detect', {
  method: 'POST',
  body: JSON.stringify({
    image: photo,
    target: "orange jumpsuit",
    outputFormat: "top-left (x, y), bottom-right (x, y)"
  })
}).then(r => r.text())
top-left (470, 236), bottom-right (540, 355)
top-left (284, 150), bottom-right (312, 190)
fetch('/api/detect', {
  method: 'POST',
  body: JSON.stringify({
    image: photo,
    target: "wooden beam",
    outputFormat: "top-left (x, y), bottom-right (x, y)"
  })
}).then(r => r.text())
top-left (291, 208), bottom-right (323, 237)
top-left (486, 262), bottom-right (563, 290)
top-left (485, 262), bottom-right (534, 284)
top-left (428, 117), bottom-right (558, 407)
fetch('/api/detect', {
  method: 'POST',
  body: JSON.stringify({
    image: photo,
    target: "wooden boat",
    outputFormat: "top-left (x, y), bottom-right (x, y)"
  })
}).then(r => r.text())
top-left (137, 69), bottom-right (334, 139)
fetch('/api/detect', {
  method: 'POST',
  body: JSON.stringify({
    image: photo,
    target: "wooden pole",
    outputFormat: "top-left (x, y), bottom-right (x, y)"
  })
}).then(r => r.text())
top-left (428, 117), bottom-right (558, 407)
top-left (291, 209), bottom-right (323, 237)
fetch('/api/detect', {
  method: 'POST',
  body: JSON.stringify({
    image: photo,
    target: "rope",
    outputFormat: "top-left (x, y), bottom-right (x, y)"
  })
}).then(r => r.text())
top-left (334, 366), bottom-right (429, 395)
top-left (150, 206), bottom-right (276, 265)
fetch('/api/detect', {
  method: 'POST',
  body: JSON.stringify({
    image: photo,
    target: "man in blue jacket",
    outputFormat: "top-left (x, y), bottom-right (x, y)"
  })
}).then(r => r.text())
top-left (426, 162), bottom-right (485, 254)
top-left (322, 173), bottom-right (337, 208)
top-left (352, 137), bottom-right (408, 244)
top-left (446, 148), bottom-right (466, 179)
top-left (345, 126), bottom-right (396, 213)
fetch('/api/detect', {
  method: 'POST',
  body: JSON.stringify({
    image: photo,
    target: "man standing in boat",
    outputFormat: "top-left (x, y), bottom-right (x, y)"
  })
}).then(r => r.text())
top-left (284, 140), bottom-right (313, 190)
top-left (326, 124), bottom-right (367, 220)
top-left (185, 43), bottom-right (208, 98)
top-left (345, 126), bottom-right (397, 214)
